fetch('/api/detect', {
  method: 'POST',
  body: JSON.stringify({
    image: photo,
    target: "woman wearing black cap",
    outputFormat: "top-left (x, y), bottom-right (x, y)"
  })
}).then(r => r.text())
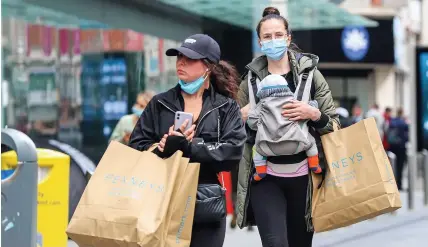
top-left (129, 34), bottom-right (246, 246)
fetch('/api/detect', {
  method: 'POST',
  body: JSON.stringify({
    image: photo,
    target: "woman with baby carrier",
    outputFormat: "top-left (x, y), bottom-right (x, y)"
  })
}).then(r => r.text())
top-left (236, 7), bottom-right (339, 247)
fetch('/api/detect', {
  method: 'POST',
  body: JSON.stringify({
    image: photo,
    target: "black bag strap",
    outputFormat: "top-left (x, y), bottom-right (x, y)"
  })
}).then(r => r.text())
top-left (247, 71), bottom-right (260, 109)
top-left (294, 68), bottom-right (315, 102)
top-left (296, 72), bottom-right (309, 101)
top-left (250, 73), bottom-right (259, 104)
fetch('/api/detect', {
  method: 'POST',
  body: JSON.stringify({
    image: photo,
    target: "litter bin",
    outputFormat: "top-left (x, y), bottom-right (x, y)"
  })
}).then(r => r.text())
top-left (2, 148), bottom-right (70, 247)
top-left (1, 128), bottom-right (38, 247)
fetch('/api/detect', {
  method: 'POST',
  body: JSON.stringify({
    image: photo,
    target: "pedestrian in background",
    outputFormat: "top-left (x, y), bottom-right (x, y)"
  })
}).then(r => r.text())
top-left (387, 108), bottom-right (409, 191)
top-left (383, 107), bottom-right (393, 150)
top-left (335, 102), bottom-right (352, 128)
top-left (351, 104), bottom-right (364, 124)
top-left (366, 103), bottom-right (384, 138)
top-left (109, 91), bottom-right (154, 144)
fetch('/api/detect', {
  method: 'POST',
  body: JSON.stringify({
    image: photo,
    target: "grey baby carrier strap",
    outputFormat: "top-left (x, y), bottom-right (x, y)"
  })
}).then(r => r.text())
top-left (247, 68), bottom-right (315, 109)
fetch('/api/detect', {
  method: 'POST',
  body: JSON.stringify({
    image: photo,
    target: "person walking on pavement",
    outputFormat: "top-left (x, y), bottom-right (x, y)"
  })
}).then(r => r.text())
top-left (387, 108), bottom-right (409, 191)
top-left (236, 7), bottom-right (339, 247)
top-left (351, 104), bottom-right (364, 124)
top-left (129, 34), bottom-right (246, 247)
top-left (383, 107), bottom-right (393, 150)
top-left (109, 91), bottom-right (154, 144)
top-left (336, 103), bottom-right (352, 128)
top-left (366, 103), bottom-right (384, 138)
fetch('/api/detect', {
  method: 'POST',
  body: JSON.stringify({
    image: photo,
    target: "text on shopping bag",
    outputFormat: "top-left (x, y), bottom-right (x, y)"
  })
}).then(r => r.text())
top-left (104, 173), bottom-right (165, 199)
top-left (175, 195), bottom-right (192, 244)
top-left (330, 152), bottom-right (363, 169)
top-left (325, 151), bottom-right (364, 188)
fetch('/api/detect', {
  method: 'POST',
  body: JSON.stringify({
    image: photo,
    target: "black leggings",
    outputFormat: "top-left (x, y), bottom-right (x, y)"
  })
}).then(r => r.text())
top-left (251, 174), bottom-right (313, 247)
top-left (190, 218), bottom-right (226, 247)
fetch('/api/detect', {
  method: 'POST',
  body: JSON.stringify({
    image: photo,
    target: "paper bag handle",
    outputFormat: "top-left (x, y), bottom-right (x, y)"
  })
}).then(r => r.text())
top-left (329, 121), bottom-right (342, 147)
top-left (332, 121), bottom-right (340, 132)
top-left (148, 143), bottom-right (159, 152)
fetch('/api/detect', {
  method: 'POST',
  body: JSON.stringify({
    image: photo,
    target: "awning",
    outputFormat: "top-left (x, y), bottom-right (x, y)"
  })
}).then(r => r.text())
top-left (1, 0), bottom-right (109, 29)
top-left (158, 0), bottom-right (378, 30)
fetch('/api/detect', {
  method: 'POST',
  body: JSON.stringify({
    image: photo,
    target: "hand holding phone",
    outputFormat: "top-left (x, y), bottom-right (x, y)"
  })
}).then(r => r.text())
top-left (170, 111), bottom-right (196, 142)
top-left (174, 111), bottom-right (193, 132)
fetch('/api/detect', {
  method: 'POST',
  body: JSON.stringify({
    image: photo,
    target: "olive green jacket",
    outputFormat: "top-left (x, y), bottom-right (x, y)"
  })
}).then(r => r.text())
top-left (236, 52), bottom-right (339, 230)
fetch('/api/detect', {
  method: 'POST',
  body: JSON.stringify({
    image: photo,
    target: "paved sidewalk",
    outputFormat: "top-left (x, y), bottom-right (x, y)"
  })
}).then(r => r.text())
top-left (223, 191), bottom-right (428, 247)
top-left (69, 191), bottom-right (428, 247)
top-left (312, 191), bottom-right (428, 247)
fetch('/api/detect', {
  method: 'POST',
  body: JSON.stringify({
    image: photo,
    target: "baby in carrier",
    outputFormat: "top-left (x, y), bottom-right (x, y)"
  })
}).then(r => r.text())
top-left (247, 74), bottom-right (322, 181)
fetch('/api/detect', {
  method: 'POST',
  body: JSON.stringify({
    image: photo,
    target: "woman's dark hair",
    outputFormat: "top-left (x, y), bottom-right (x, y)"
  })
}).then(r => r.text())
top-left (257, 7), bottom-right (289, 37)
top-left (256, 7), bottom-right (301, 52)
top-left (205, 60), bottom-right (240, 100)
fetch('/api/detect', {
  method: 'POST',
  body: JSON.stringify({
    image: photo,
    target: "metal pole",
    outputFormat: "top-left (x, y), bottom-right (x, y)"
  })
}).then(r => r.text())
top-left (406, 12), bottom-right (418, 210)
top-left (423, 149), bottom-right (428, 205)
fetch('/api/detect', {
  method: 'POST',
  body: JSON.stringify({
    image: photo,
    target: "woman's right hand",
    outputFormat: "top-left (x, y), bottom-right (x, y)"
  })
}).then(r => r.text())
top-left (158, 119), bottom-right (195, 152)
top-left (241, 104), bottom-right (250, 122)
top-left (169, 120), bottom-right (196, 142)
top-left (158, 134), bottom-right (168, 152)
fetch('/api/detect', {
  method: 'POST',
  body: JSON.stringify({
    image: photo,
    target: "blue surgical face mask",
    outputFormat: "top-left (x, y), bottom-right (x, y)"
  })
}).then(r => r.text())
top-left (178, 70), bottom-right (208, 95)
top-left (132, 107), bottom-right (144, 117)
top-left (260, 39), bottom-right (288, 61)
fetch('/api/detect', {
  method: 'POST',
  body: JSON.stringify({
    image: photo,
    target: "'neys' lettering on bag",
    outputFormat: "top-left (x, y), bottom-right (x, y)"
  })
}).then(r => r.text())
top-left (325, 152), bottom-right (364, 188)
top-left (330, 152), bottom-right (363, 169)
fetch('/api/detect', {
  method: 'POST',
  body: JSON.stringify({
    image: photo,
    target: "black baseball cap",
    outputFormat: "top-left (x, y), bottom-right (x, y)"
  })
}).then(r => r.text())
top-left (166, 34), bottom-right (221, 64)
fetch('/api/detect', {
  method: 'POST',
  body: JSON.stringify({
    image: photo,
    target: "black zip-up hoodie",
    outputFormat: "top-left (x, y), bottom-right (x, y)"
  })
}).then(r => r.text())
top-left (129, 84), bottom-right (246, 185)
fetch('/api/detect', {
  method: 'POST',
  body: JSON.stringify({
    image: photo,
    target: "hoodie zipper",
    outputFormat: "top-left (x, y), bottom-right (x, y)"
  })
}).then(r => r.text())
top-left (158, 100), bottom-right (176, 113)
top-left (159, 99), bottom-right (228, 133)
top-left (195, 102), bottom-right (227, 133)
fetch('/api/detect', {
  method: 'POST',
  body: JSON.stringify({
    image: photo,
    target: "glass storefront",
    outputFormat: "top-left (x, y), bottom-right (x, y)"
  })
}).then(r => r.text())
top-left (1, 0), bottom-right (382, 163)
top-left (1, 16), bottom-right (181, 162)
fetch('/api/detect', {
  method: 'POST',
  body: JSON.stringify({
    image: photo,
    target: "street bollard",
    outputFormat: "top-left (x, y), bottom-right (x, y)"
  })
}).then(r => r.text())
top-left (423, 149), bottom-right (428, 206)
top-left (1, 128), bottom-right (38, 247)
top-left (408, 149), bottom-right (417, 210)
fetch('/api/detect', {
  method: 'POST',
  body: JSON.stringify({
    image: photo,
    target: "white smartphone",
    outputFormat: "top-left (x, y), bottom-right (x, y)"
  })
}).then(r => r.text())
top-left (174, 111), bottom-right (193, 131)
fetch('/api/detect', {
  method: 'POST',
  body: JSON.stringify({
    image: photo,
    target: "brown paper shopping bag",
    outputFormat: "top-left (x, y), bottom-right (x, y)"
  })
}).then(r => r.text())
top-left (165, 162), bottom-right (200, 247)
top-left (66, 141), bottom-right (187, 247)
top-left (162, 157), bottom-right (191, 238)
top-left (311, 118), bottom-right (402, 233)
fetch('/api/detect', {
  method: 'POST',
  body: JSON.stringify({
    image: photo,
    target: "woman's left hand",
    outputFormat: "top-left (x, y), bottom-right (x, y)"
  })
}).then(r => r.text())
top-left (282, 100), bottom-right (321, 121)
